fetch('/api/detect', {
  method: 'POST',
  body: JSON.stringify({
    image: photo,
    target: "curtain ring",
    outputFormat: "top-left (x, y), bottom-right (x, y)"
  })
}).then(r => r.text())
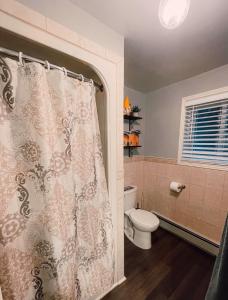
top-left (18, 52), bottom-right (24, 67)
top-left (45, 60), bottom-right (50, 72)
top-left (79, 74), bottom-right (84, 82)
top-left (62, 67), bottom-right (67, 76)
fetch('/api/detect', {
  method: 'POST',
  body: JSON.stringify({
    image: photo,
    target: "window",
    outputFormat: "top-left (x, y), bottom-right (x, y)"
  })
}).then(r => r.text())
top-left (178, 87), bottom-right (228, 170)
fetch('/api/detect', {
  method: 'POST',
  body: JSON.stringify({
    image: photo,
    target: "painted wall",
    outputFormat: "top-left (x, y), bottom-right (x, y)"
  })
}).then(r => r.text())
top-left (144, 64), bottom-right (228, 158)
top-left (124, 64), bottom-right (228, 245)
top-left (17, 0), bottom-right (124, 57)
top-left (124, 86), bottom-right (146, 156)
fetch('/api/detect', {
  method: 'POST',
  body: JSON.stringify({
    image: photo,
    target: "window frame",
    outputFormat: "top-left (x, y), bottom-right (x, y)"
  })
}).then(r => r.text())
top-left (178, 86), bottom-right (228, 171)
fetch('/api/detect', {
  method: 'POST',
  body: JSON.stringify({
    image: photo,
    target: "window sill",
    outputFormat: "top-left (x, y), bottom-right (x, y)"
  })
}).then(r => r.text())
top-left (178, 159), bottom-right (228, 171)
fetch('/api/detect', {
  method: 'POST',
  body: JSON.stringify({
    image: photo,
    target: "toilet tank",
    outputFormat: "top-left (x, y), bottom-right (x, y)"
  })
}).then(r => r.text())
top-left (124, 185), bottom-right (137, 212)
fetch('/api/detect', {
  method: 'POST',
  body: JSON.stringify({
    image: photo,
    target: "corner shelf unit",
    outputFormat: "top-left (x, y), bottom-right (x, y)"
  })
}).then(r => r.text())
top-left (124, 114), bottom-right (142, 121)
top-left (124, 114), bottom-right (142, 157)
top-left (124, 145), bottom-right (142, 157)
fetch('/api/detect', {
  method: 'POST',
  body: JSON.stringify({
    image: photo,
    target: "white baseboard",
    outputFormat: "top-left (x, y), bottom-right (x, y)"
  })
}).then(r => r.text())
top-left (154, 213), bottom-right (219, 256)
top-left (96, 276), bottom-right (127, 300)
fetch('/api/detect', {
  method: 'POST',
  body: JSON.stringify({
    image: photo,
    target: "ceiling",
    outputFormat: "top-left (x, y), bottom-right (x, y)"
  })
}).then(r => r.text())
top-left (71, 0), bottom-right (228, 92)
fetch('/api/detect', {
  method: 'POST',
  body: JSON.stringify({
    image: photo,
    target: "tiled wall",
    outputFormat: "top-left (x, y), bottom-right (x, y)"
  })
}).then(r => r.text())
top-left (124, 157), bottom-right (228, 244)
top-left (124, 156), bottom-right (144, 205)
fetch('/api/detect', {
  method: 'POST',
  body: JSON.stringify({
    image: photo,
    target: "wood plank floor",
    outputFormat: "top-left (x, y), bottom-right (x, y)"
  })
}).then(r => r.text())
top-left (103, 228), bottom-right (215, 300)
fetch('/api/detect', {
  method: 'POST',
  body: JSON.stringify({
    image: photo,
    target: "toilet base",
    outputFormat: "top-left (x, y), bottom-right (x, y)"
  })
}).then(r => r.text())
top-left (124, 227), bottom-right (152, 250)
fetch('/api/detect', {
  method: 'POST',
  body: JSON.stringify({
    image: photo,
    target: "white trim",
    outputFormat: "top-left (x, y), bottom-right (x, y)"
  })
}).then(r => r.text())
top-left (178, 160), bottom-right (228, 171)
top-left (182, 86), bottom-right (228, 103)
top-left (177, 86), bottom-right (228, 171)
top-left (177, 91), bottom-right (186, 167)
top-left (185, 91), bottom-right (228, 106)
top-left (95, 277), bottom-right (127, 300)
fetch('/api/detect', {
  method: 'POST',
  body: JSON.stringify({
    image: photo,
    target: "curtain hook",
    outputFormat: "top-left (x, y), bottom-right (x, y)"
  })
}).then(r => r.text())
top-left (62, 67), bottom-right (67, 76)
top-left (45, 60), bottom-right (50, 72)
top-left (90, 78), bottom-right (94, 87)
top-left (79, 74), bottom-right (84, 82)
top-left (18, 51), bottom-right (24, 67)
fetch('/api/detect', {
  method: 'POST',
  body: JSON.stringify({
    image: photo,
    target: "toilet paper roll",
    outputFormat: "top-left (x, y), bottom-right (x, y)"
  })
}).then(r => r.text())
top-left (170, 181), bottom-right (184, 193)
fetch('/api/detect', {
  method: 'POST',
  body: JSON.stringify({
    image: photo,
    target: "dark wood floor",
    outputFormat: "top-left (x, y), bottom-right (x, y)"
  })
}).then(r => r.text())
top-left (104, 228), bottom-right (215, 300)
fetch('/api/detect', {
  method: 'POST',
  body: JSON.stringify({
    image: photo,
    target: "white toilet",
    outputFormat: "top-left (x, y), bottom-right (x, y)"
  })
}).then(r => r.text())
top-left (124, 185), bottom-right (160, 249)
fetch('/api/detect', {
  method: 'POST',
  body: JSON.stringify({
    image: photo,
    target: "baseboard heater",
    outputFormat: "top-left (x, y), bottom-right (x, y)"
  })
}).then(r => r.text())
top-left (153, 212), bottom-right (220, 256)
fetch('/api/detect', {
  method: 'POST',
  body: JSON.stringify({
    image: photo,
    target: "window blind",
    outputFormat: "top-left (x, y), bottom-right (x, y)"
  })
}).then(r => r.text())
top-left (180, 98), bottom-right (228, 166)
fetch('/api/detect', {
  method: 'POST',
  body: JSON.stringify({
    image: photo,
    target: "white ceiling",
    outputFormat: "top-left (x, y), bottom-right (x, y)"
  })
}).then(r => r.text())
top-left (71, 0), bottom-right (228, 92)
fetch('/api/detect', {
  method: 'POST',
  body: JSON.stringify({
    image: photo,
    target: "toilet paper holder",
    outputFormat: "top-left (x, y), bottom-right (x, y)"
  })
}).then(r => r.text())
top-left (179, 184), bottom-right (186, 191)
top-left (170, 182), bottom-right (186, 193)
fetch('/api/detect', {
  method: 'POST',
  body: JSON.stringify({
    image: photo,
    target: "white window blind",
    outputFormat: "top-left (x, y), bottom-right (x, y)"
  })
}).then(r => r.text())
top-left (179, 90), bottom-right (228, 168)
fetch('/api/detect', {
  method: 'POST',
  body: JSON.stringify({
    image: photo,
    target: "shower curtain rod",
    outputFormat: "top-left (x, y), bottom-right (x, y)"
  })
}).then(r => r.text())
top-left (0, 46), bottom-right (104, 92)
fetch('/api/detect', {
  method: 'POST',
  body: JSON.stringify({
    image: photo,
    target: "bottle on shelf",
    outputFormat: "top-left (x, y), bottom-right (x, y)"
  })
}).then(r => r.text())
top-left (123, 96), bottom-right (132, 115)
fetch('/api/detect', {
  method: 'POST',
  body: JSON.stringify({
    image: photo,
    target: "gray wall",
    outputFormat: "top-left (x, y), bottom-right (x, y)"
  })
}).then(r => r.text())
top-left (17, 0), bottom-right (124, 57)
top-left (124, 86), bottom-right (146, 155)
top-left (144, 64), bottom-right (228, 158)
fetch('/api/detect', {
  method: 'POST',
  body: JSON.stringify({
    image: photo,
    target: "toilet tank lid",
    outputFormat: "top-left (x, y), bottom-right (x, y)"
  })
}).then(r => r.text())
top-left (124, 185), bottom-right (137, 194)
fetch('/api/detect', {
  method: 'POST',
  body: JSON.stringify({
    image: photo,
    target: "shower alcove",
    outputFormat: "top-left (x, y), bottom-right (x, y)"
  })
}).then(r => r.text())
top-left (0, 1), bottom-right (125, 298)
top-left (0, 28), bottom-right (109, 172)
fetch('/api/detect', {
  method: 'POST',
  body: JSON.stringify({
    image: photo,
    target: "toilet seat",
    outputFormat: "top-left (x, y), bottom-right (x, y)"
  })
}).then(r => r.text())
top-left (129, 209), bottom-right (159, 232)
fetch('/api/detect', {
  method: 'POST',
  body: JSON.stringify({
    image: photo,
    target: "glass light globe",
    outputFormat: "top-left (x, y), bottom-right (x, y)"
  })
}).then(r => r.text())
top-left (159, 0), bottom-right (190, 29)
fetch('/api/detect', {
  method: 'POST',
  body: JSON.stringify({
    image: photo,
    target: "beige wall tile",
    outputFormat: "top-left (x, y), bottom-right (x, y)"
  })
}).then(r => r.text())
top-left (144, 174), bottom-right (157, 193)
top-left (156, 176), bottom-right (170, 195)
top-left (167, 164), bottom-right (190, 183)
top-left (124, 160), bottom-right (144, 205)
top-left (218, 210), bottom-right (227, 229)
top-left (156, 163), bottom-right (169, 177)
top-left (144, 156), bottom-right (176, 164)
top-left (202, 206), bottom-right (221, 227)
top-left (188, 184), bottom-right (205, 207)
top-left (189, 167), bottom-right (207, 186)
top-left (172, 211), bottom-right (193, 229)
top-left (206, 169), bottom-right (225, 189)
top-left (125, 157), bottom-right (228, 244)
top-left (183, 185), bottom-right (204, 220)
top-left (224, 173), bottom-right (228, 187)
top-left (171, 186), bottom-right (189, 213)
top-left (204, 187), bottom-right (222, 210)
top-left (189, 218), bottom-right (221, 242)
top-left (147, 161), bottom-right (158, 175)
top-left (221, 188), bottom-right (228, 209)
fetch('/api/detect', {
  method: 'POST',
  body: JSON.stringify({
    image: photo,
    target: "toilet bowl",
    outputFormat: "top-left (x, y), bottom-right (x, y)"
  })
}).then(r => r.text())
top-left (124, 185), bottom-right (160, 249)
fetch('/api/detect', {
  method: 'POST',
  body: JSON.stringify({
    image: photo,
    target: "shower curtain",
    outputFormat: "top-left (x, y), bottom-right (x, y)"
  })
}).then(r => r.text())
top-left (0, 56), bottom-right (114, 300)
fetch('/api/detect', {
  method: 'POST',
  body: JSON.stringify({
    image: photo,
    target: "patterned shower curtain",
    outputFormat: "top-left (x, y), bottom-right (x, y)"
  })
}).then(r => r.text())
top-left (0, 56), bottom-right (114, 300)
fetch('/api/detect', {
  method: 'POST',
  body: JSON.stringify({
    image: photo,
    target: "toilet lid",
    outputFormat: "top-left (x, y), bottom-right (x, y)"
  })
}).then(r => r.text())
top-left (129, 209), bottom-right (159, 229)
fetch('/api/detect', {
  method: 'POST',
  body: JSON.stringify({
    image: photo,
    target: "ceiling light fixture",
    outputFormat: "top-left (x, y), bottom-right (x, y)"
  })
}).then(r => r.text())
top-left (159, 0), bottom-right (190, 30)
